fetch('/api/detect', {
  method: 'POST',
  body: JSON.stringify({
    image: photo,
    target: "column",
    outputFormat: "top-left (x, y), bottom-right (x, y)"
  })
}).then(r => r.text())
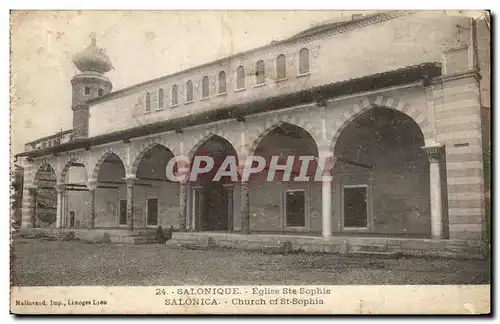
top-left (62, 190), bottom-right (67, 228)
top-left (240, 181), bottom-right (249, 235)
top-left (177, 158), bottom-right (190, 232)
top-left (125, 177), bottom-right (136, 231)
top-left (87, 180), bottom-right (97, 229)
top-left (21, 186), bottom-right (37, 229)
top-left (319, 151), bottom-right (334, 239)
top-left (322, 180), bottom-right (332, 238)
top-left (423, 144), bottom-right (445, 240)
top-left (179, 182), bottom-right (187, 232)
top-left (55, 184), bottom-right (65, 229)
top-left (318, 101), bottom-right (333, 239)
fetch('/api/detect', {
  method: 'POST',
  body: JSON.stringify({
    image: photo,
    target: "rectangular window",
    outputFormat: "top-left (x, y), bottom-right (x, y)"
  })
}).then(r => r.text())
top-left (343, 186), bottom-right (368, 228)
top-left (284, 190), bottom-right (305, 227)
top-left (119, 200), bottom-right (127, 225)
top-left (147, 198), bottom-right (158, 226)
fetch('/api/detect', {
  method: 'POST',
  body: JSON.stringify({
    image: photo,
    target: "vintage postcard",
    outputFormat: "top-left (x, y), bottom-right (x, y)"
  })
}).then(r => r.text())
top-left (10, 10), bottom-right (491, 315)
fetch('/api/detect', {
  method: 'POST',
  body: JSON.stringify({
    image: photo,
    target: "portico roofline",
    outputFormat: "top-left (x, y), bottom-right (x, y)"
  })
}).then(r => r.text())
top-left (16, 62), bottom-right (441, 159)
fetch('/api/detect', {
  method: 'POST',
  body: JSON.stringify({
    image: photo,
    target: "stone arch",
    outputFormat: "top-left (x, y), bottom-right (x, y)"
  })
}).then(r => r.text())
top-left (60, 157), bottom-right (88, 184)
top-left (329, 95), bottom-right (433, 152)
top-left (247, 115), bottom-right (321, 157)
top-left (31, 159), bottom-right (57, 185)
top-left (187, 129), bottom-right (239, 159)
top-left (90, 150), bottom-right (127, 180)
top-left (130, 142), bottom-right (175, 177)
top-left (33, 162), bottom-right (57, 186)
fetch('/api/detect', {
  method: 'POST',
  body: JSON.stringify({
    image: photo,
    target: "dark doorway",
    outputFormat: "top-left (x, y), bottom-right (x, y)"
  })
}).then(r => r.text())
top-left (285, 190), bottom-right (306, 227)
top-left (119, 200), bottom-right (127, 225)
top-left (343, 186), bottom-right (368, 228)
top-left (147, 198), bottom-right (158, 226)
top-left (69, 211), bottom-right (75, 228)
top-left (190, 135), bottom-right (237, 232)
top-left (201, 182), bottom-right (231, 231)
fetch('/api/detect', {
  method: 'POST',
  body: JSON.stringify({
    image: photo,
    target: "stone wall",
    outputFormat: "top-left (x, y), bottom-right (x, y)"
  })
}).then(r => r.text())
top-left (431, 45), bottom-right (486, 240)
top-left (88, 11), bottom-right (468, 137)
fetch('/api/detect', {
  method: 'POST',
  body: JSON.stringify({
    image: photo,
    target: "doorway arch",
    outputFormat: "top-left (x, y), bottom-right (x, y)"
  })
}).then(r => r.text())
top-left (332, 106), bottom-right (431, 237)
top-left (190, 135), bottom-right (238, 231)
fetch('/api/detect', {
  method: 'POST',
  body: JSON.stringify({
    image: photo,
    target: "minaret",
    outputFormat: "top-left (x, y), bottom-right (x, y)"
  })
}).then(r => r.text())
top-left (71, 33), bottom-right (113, 139)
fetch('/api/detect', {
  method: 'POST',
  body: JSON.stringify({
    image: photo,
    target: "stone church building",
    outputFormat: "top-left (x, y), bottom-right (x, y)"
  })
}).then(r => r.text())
top-left (15, 11), bottom-right (490, 256)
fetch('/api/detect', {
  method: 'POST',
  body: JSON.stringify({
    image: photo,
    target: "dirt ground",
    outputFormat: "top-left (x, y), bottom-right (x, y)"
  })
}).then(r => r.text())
top-left (11, 238), bottom-right (490, 286)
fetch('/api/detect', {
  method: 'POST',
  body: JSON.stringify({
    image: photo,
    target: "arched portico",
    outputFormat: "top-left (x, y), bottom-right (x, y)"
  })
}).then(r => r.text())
top-left (90, 152), bottom-right (127, 229)
top-left (329, 96), bottom-right (435, 150)
top-left (247, 116), bottom-right (322, 158)
top-left (188, 134), bottom-right (239, 232)
top-left (59, 158), bottom-right (90, 229)
top-left (31, 164), bottom-right (57, 228)
top-left (247, 121), bottom-right (320, 234)
top-left (329, 101), bottom-right (445, 239)
top-left (132, 144), bottom-right (179, 229)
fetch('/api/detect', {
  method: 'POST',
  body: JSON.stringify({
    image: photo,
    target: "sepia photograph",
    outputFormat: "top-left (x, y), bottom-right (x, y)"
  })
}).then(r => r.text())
top-left (9, 9), bottom-right (491, 314)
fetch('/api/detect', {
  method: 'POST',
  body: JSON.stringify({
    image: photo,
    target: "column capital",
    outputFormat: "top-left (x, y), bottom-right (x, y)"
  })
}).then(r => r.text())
top-left (318, 150), bottom-right (334, 159)
top-left (237, 162), bottom-right (245, 179)
top-left (56, 184), bottom-right (66, 193)
top-left (27, 186), bottom-right (38, 195)
top-left (175, 169), bottom-right (191, 184)
top-left (124, 177), bottom-right (136, 187)
top-left (316, 152), bottom-right (336, 177)
top-left (422, 144), bottom-right (445, 163)
top-left (87, 179), bottom-right (98, 191)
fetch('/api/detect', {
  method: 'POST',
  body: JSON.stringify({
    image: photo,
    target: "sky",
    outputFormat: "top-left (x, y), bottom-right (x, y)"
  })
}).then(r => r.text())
top-left (9, 10), bottom-right (369, 154)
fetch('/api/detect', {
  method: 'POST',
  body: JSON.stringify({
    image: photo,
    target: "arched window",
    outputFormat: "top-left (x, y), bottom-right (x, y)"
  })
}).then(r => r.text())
top-left (299, 48), bottom-right (310, 75)
top-left (218, 71), bottom-right (227, 94)
top-left (158, 88), bottom-right (164, 108)
top-left (202, 76), bottom-right (209, 98)
top-left (84, 86), bottom-right (90, 96)
top-left (255, 60), bottom-right (265, 85)
top-left (145, 92), bottom-right (151, 112)
top-left (171, 85), bottom-right (178, 106)
top-left (236, 66), bottom-right (245, 90)
top-left (98, 88), bottom-right (104, 97)
top-left (276, 54), bottom-right (286, 80)
top-left (186, 80), bottom-right (193, 102)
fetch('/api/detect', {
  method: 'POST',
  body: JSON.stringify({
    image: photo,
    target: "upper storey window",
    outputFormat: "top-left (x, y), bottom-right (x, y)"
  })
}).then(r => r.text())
top-left (98, 88), bottom-right (104, 97)
top-left (299, 48), bottom-right (310, 75)
top-left (171, 85), bottom-right (178, 106)
top-left (84, 86), bottom-right (90, 96)
top-left (236, 66), bottom-right (245, 90)
top-left (218, 71), bottom-right (227, 94)
top-left (158, 88), bottom-right (164, 109)
top-left (145, 92), bottom-right (151, 112)
top-left (202, 76), bottom-right (210, 98)
top-left (255, 60), bottom-right (265, 85)
top-left (276, 54), bottom-right (286, 80)
top-left (186, 80), bottom-right (194, 102)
